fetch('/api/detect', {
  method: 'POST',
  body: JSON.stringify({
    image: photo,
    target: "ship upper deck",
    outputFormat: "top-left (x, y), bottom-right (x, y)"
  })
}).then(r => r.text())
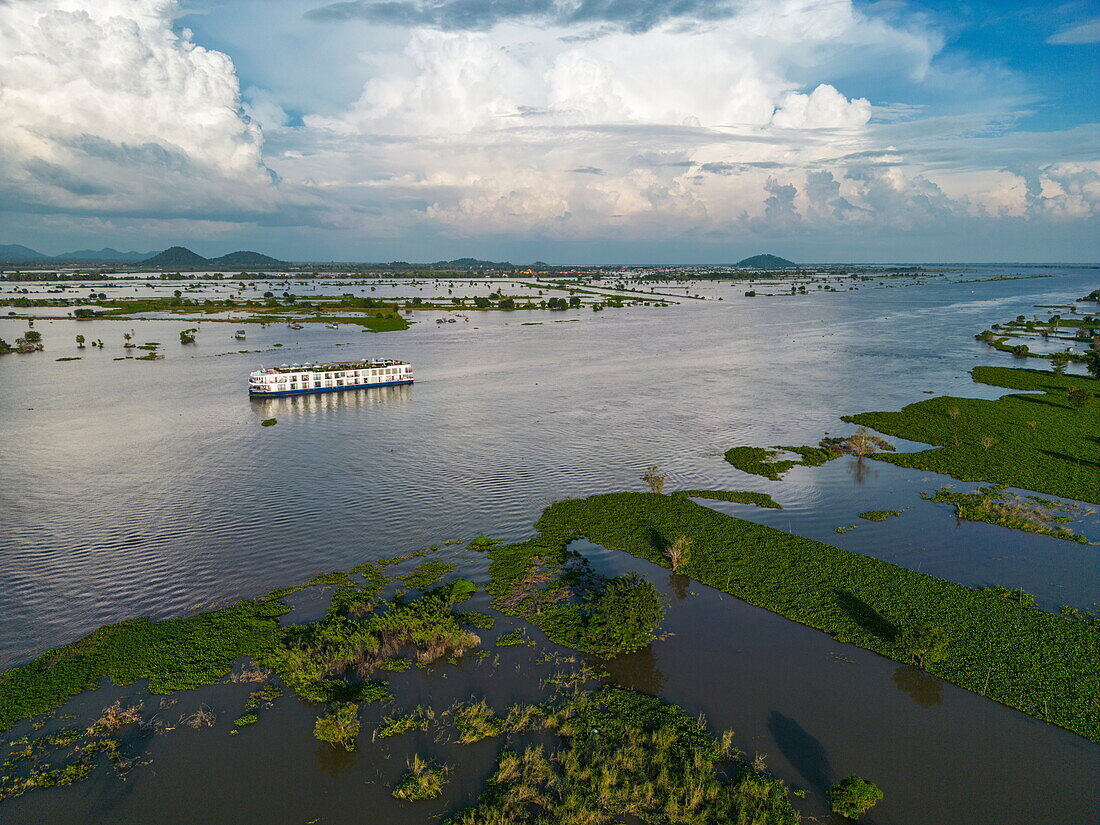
top-left (254, 359), bottom-right (408, 376)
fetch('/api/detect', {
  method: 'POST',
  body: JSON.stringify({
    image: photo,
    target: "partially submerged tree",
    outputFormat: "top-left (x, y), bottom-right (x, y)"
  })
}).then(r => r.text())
top-left (642, 465), bottom-right (666, 494)
top-left (314, 702), bottom-right (360, 750)
top-left (665, 536), bottom-right (692, 573)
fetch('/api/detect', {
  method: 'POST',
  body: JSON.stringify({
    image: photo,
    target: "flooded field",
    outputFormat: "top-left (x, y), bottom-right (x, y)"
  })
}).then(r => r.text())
top-left (0, 265), bottom-right (1097, 823)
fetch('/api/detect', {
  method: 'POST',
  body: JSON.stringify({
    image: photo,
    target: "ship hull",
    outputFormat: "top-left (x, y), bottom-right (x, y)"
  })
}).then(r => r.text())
top-left (250, 378), bottom-right (413, 397)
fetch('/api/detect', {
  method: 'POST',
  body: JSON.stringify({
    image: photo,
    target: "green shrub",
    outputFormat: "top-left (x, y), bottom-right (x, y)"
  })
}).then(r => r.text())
top-left (828, 776), bottom-right (883, 819)
top-left (375, 706), bottom-right (433, 739)
top-left (496, 629), bottom-right (534, 647)
top-left (581, 573), bottom-right (664, 658)
top-left (858, 510), bottom-right (903, 522)
top-left (392, 755), bottom-right (448, 800)
top-left (314, 702), bottom-right (360, 749)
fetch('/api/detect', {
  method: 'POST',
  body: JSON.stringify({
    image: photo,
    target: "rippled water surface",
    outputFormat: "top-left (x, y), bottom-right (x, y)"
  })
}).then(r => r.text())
top-left (0, 265), bottom-right (1097, 824)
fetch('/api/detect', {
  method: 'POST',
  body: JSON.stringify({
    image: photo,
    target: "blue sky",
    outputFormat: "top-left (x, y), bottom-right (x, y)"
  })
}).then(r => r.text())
top-left (0, 0), bottom-right (1097, 262)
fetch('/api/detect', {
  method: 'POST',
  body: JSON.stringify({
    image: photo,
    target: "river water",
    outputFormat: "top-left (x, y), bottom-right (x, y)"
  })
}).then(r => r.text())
top-left (0, 265), bottom-right (1097, 823)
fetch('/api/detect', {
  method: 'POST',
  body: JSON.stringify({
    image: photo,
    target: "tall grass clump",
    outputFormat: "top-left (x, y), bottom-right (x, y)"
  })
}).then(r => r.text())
top-left (392, 755), bottom-right (449, 800)
top-left (924, 485), bottom-right (1092, 544)
top-left (446, 687), bottom-right (801, 825)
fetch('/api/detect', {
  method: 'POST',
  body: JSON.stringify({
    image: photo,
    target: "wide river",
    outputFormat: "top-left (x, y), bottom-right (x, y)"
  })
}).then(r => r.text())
top-left (0, 265), bottom-right (1097, 823)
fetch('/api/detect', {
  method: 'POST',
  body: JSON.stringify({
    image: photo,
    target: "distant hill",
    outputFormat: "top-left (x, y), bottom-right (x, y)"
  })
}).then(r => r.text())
top-left (736, 254), bottom-right (797, 268)
top-left (0, 244), bottom-right (48, 261)
top-left (432, 258), bottom-right (513, 269)
top-left (55, 248), bottom-right (154, 262)
top-left (141, 246), bottom-right (212, 268)
top-left (208, 250), bottom-right (286, 268)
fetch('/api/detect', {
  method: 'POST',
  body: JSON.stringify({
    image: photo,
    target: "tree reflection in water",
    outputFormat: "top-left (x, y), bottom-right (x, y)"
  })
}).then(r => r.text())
top-left (893, 664), bottom-right (944, 707)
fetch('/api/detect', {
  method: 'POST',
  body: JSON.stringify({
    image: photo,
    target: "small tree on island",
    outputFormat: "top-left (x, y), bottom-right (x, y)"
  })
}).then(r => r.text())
top-left (1066, 387), bottom-right (1091, 412)
top-left (665, 535), bottom-right (692, 573)
top-left (179, 328), bottom-right (198, 344)
top-left (828, 776), bottom-right (883, 819)
top-left (642, 465), bottom-right (666, 494)
top-left (900, 622), bottom-right (949, 668)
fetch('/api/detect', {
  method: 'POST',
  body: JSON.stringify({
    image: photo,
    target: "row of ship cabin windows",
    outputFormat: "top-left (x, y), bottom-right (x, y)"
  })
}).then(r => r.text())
top-left (274, 367), bottom-right (408, 391)
top-left (272, 367), bottom-right (403, 384)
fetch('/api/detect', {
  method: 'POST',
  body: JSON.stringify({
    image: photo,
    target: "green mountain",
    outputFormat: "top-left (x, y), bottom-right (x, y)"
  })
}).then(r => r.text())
top-left (432, 258), bottom-right (514, 269)
top-left (141, 246), bottom-right (210, 268)
top-left (208, 251), bottom-right (286, 268)
top-left (0, 244), bottom-right (48, 261)
top-left (736, 254), bottom-right (797, 268)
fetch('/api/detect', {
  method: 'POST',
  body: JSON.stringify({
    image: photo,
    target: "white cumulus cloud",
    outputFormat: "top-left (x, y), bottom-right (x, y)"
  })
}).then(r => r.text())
top-left (0, 0), bottom-right (277, 219)
top-left (771, 84), bottom-right (872, 130)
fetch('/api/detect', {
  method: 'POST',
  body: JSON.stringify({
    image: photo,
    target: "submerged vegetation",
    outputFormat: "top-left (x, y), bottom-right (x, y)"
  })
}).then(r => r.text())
top-left (724, 431), bottom-right (891, 481)
top-left (0, 558), bottom-right (484, 737)
top-left (0, 700), bottom-right (144, 804)
top-left (448, 687), bottom-right (801, 825)
top-left (846, 367), bottom-right (1099, 504)
top-left (0, 599), bottom-right (287, 731)
top-left (487, 530), bottom-right (665, 658)
top-left (858, 510), bottom-right (903, 522)
top-left (392, 754), bottom-right (449, 800)
top-left (923, 485), bottom-right (1093, 544)
top-left (723, 445), bottom-right (839, 480)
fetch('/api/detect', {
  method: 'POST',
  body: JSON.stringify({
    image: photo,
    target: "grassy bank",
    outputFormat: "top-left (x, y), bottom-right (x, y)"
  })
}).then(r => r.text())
top-left (845, 367), bottom-right (1099, 504)
top-left (526, 492), bottom-right (1100, 741)
top-left (0, 599), bottom-right (287, 731)
top-left (676, 489), bottom-right (783, 508)
top-left (0, 558), bottom-right (480, 732)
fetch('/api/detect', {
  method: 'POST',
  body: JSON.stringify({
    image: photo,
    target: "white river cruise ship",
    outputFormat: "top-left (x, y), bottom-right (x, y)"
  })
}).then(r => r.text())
top-left (248, 359), bottom-right (413, 397)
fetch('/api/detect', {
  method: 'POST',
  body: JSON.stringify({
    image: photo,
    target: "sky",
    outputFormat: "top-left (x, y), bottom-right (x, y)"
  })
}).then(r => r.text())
top-left (0, 0), bottom-right (1097, 263)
